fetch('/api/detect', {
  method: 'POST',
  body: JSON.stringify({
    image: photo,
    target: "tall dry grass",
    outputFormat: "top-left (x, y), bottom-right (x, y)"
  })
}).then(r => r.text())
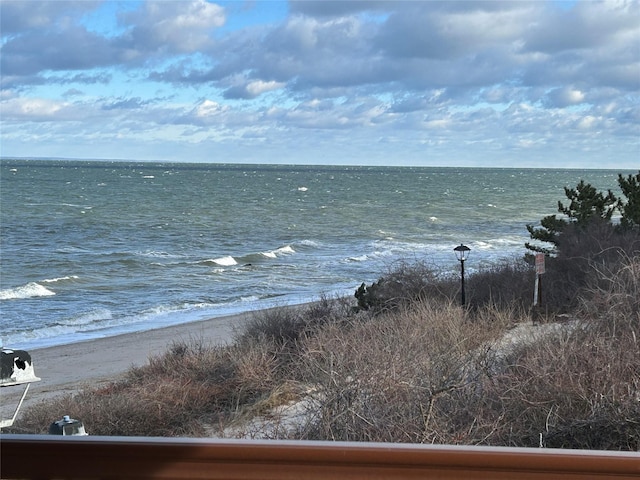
top-left (291, 300), bottom-right (513, 443)
top-left (13, 299), bottom-right (351, 436)
top-left (465, 252), bottom-right (640, 449)
top-left (11, 255), bottom-right (640, 450)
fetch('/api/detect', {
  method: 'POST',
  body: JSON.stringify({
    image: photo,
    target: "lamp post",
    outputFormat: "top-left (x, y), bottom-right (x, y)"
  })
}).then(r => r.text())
top-left (454, 244), bottom-right (471, 306)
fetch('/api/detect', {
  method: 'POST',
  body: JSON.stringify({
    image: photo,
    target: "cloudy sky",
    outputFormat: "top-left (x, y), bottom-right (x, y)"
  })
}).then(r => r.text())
top-left (1, 0), bottom-right (638, 168)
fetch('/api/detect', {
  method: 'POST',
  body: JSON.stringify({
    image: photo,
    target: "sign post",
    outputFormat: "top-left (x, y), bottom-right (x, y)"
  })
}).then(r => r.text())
top-left (533, 253), bottom-right (545, 307)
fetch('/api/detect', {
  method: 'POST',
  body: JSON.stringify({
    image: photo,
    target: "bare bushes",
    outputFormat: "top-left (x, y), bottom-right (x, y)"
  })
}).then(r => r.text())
top-left (238, 295), bottom-right (352, 347)
top-left (543, 219), bottom-right (640, 312)
top-left (16, 336), bottom-right (279, 436)
top-left (13, 256), bottom-right (639, 448)
top-left (234, 296), bottom-right (356, 379)
top-left (18, 376), bottom-right (212, 437)
top-left (466, 258), bottom-right (533, 311)
top-left (469, 254), bottom-right (640, 449)
top-left (580, 251), bottom-right (640, 335)
top-left (14, 297), bottom-right (353, 437)
top-left (354, 258), bottom-right (536, 315)
top-left (285, 256), bottom-right (639, 449)
top-left (18, 339), bottom-right (261, 436)
top-left (354, 261), bottom-right (449, 313)
top-left (293, 301), bottom-right (511, 443)
top-left (478, 319), bottom-right (639, 449)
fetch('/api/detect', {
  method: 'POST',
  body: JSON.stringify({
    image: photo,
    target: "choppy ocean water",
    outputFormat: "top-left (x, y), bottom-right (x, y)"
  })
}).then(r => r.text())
top-left (0, 160), bottom-right (630, 350)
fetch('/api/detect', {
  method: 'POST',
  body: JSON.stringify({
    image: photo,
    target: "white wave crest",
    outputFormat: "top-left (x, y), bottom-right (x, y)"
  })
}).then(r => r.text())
top-left (42, 275), bottom-right (79, 283)
top-left (0, 282), bottom-right (56, 300)
top-left (262, 245), bottom-right (295, 258)
top-left (211, 255), bottom-right (238, 266)
top-left (299, 239), bottom-right (319, 247)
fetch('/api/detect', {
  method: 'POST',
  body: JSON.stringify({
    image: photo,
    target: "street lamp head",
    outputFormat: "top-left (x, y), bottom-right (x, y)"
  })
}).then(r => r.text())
top-left (454, 244), bottom-right (471, 262)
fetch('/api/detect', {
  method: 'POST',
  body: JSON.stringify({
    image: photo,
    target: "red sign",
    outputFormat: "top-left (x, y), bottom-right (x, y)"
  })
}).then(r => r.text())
top-left (535, 253), bottom-right (545, 275)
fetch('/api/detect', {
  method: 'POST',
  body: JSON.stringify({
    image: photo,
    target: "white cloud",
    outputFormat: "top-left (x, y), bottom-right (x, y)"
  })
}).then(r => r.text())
top-left (195, 99), bottom-right (228, 118)
top-left (246, 80), bottom-right (284, 96)
top-left (2, 97), bottom-right (68, 120)
top-left (123, 0), bottom-right (225, 52)
top-left (0, 0), bottom-right (637, 167)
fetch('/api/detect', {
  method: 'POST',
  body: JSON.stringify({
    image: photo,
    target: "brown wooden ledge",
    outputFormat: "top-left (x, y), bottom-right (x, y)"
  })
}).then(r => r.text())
top-left (1, 435), bottom-right (638, 479)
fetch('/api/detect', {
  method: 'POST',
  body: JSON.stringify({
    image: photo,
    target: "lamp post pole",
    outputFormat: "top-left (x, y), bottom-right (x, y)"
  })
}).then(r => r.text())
top-left (454, 244), bottom-right (471, 307)
top-left (460, 256), bottom-right (466, 306)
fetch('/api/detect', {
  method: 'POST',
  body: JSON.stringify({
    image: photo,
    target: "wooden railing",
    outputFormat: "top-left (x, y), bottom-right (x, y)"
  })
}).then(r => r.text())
top-left (1, 435), bottom-right (638, 479)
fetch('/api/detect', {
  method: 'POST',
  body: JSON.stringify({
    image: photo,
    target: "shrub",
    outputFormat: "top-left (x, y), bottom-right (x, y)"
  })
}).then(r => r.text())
top-left (467, 254), bottom-right (640, 449)
top-left (237, 295), bottom-right (351, 346)
top-left (293, 300), bottom-right (510, 443)
top-left (354, 260), bottom-right (449, 313)
top-left (237, 307), bottom-right (306, 346)
top-left (465, 258), bottom-right (533, 312)
top-left (540, 219), bottom-right (640, 312)
top-left (356, 257), bottom-right (537, 316)
top-left (12, 256), bottom-right (640, 449)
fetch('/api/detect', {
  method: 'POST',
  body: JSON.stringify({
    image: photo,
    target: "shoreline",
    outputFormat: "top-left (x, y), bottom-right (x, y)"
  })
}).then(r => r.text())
top-left (1, 309), bottom-right (258, 422)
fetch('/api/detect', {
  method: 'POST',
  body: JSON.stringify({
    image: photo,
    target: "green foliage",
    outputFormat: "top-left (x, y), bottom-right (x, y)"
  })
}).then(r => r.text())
top-left (354, 280), bottom-right (386, 311)
top-left (618, 172), bottom-right (640, 230)
top-left (524, 172), bottom-right (640, 313)
top-left (526, 172), bottom-right (640, 255)
top-left (559, 179), bottom-right (617, 224)
top-left (525, 214), bottom-right (567, 254)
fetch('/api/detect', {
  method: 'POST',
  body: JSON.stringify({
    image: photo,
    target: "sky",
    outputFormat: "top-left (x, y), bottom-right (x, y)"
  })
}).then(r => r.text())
top-left (1, 0), bottom-right (639, 168)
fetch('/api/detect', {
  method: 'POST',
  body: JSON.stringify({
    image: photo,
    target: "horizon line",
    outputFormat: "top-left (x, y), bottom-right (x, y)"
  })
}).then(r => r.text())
top-left (1, 156), bottom-right (635, 172)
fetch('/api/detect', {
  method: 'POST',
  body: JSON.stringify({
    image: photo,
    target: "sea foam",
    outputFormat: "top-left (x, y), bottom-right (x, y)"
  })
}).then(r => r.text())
top-left (211, 255), bottom-right (238, 266)
top-left (42, 275), bottom-right (79, 283)
top-left (0, 282), bottom-right (56, 300)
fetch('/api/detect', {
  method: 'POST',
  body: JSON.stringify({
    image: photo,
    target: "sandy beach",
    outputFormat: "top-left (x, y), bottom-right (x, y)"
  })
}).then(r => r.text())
top-left (1, 311), bottom-right (253, 423)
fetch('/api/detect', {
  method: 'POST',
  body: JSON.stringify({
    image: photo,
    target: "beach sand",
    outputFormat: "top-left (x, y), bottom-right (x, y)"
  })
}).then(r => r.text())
top-left (1, 311), bottom-right (253, 423)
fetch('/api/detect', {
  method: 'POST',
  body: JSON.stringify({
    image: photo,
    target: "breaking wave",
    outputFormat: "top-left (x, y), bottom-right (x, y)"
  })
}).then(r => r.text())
top-left (0, 282), bottom-right (56, 300)
top-left (203, 245), bottom-right (297, 267)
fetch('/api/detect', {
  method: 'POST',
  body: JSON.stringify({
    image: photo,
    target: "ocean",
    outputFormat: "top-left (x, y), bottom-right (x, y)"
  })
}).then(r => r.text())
top-left (0, 160), bottom-right (630, 350)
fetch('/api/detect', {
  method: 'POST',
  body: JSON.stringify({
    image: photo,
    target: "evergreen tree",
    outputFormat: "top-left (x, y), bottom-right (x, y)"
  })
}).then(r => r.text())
top-left (617, 172), bottom-right (640, 230)
top-left (526, 179), bottom-right (617, 255)
top-left (525, 215), bottom-right (566, 255)
top-left (559, 179), bottom-right (617, 224)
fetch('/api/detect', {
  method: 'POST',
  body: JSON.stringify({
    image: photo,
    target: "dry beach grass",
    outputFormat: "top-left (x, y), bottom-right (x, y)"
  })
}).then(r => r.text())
top-left (8, 251), bottom-right (640, 450)
top-left (0, 311), bottom-right (250, 422)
